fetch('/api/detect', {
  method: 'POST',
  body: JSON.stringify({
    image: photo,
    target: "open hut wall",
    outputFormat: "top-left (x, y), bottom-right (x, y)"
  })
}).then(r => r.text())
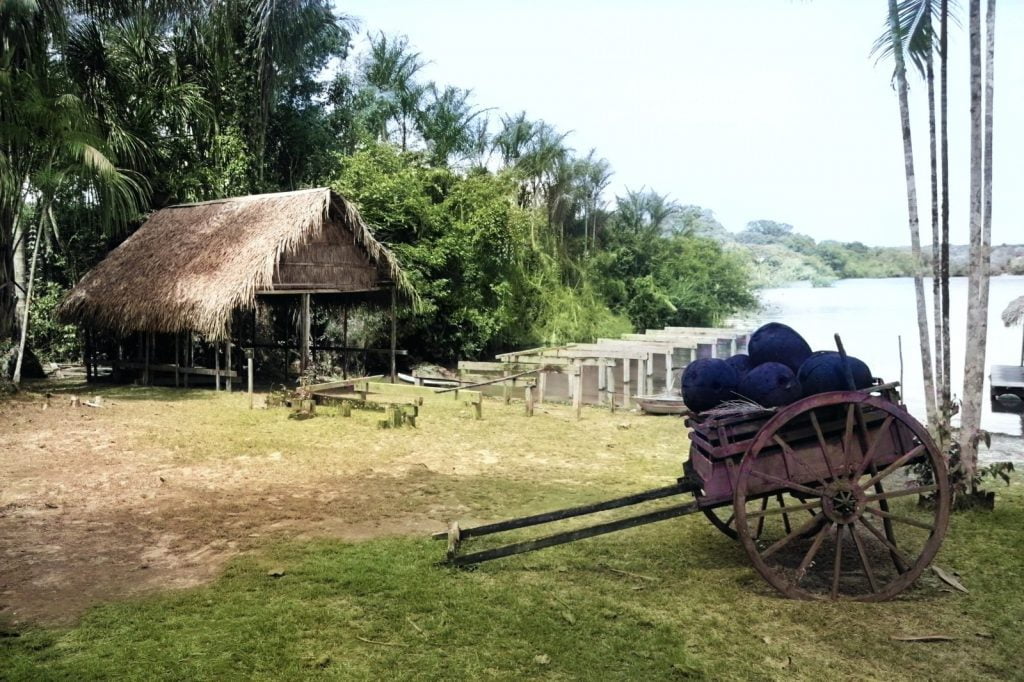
top-left (59, 188), bottom-right (415, 341)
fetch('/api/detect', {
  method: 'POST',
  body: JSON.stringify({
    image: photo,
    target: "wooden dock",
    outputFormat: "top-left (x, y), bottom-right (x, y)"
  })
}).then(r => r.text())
top-left (990, 364), bottom-right (1024, 399)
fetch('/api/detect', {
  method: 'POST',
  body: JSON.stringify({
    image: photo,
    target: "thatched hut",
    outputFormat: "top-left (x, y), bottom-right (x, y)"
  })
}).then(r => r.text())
top-left (1003, 295), bottom-right (1024, 366)
top-left (60, 187), bottom-right (415, 386)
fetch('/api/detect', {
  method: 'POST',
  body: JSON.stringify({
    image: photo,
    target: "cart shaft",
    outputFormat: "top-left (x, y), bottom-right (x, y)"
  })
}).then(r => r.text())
top-left (446, 499), bottom-right (701, 567)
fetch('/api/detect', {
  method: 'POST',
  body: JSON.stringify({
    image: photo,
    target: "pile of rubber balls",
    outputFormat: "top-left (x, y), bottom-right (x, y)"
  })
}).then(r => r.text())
top-left (681, 322), bottom-right (874, 413)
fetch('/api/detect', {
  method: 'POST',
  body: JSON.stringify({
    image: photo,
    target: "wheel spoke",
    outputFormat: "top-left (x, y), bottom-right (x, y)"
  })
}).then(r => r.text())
top-left (748, 469), bottom-right (823, 498)
top-left (795, 522), bottom-right (832, 583)
top-left (858, 517), bottom-right (911, 573)
top-left (760, 513), bottom-right (825, 560)
top-left (747, 498), bottom-right (822, 519)
top-left (864, 506), bottom-right (934, 531)
top-left (831, 523), bottom-right (844, 599)
top-left (862, 483), bottom-right (937, 504)
top-left (841, 405), bottom-right (856, 473)
top-left (852, 415), bottom-right (895, 479)
top-left (808, 410), bottom-right (835, 479)
top-left (777, 493), bottom-right (792, 534)
top-left (857, 444), bottom-right (926, 491)
top-left (849, 524), bottom-right (878, 592)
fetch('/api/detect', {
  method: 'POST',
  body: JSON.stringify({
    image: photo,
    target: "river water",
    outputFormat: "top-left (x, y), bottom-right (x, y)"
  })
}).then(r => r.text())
top-left (754, 275), bottom-right (1024, 443)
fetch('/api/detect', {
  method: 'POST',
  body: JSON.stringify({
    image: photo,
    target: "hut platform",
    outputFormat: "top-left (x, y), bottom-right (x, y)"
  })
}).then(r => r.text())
top-left (990, 364), bottom-right (1024, 400)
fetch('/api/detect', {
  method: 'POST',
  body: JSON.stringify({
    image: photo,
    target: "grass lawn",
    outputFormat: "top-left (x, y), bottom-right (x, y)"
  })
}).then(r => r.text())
top-left (1, 385), bottom-right (1023, 680)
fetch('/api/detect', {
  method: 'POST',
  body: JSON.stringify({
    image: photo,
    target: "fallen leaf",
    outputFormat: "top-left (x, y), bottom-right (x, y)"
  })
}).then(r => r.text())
top-left (533, 654), bottom-right (550, 665)
top-left (561, 610), bottom-right (576, 625)
top-left (932, 565), bottom-right (968, 593)
top-left (267, 568), bottom-right (286, 578)
top-left (975, 632), bottom-right (995, 639)
top-left (891, 634), bottom-right (956, 642)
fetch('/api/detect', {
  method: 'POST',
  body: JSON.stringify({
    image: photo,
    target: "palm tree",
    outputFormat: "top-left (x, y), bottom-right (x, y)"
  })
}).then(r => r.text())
top-left (958, 0), bottom-right (996, 486)
top-left (417, 85), bottom-right (487, 167)
top-left (882, 0), bottom-right (940, 430)
top-left (361, 32), bottom-right (427, 150)
top-left (10, 87), bottom-right (145, 384)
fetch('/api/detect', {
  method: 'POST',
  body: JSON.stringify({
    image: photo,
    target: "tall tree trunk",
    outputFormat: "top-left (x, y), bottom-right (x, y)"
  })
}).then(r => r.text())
top-left (0, 238), bottom-right (16, 341)
top-left (939, 0), bottom-right (952, 442)
top-left (959, 0), bottom-right (989, 486)
top-left (888, 0), bottom-right (939, 429)
top-left (926, 46), bottom-right (945, 446)
top-left (13, 211), bottom-right (46, 385)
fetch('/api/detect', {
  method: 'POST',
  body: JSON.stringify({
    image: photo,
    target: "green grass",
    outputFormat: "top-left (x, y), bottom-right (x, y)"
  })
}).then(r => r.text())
top-left (3, 384), bottom-right (1024, 680)
top-left (3, 481), bottom-right (1023, 681)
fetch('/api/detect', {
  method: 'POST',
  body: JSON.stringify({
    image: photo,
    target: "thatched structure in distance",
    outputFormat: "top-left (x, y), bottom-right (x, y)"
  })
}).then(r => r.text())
top-left (60, 188), bottom-right (416, 385)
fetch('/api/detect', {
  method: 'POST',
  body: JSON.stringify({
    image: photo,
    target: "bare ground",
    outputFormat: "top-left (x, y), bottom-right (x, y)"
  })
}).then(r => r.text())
top-left (0, 385), bottom-right (680, 625)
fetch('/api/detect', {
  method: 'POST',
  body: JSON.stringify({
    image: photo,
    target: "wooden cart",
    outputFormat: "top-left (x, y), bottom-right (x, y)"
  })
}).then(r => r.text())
top-left (435, 381), bottom-right (951, 601)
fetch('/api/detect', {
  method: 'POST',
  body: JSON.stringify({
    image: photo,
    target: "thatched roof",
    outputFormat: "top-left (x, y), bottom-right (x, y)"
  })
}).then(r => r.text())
top-left (60, 188), bottom-right (415, 339)
top-left (1003, 295), bottom-right (1024, 327)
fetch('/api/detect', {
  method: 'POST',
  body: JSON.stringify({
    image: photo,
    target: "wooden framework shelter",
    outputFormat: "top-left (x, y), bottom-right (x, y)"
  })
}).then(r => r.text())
top-left (59, 188), bottom-right (416, 387)
top-left (488, 326), bottom-right (749, 410)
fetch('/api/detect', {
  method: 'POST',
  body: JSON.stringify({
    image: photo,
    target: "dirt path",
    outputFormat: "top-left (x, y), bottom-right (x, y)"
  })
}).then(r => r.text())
top-left (0, 386), bottom-right (681, 625)
top-left (0, 395), bottom-right (453, 625)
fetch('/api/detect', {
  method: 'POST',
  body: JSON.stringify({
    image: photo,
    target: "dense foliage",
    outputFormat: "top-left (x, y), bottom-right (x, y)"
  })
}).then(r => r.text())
top-left (1, 1), bottom-right (759, 367)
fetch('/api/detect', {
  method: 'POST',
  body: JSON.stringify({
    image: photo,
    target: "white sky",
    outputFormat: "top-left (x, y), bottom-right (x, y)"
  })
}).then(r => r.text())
top-left (338, 0), bottom-right (1022, 247)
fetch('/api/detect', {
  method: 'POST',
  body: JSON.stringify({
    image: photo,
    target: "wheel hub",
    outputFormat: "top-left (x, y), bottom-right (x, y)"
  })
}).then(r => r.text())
top-left (820, 481), bottom-right (866, 524)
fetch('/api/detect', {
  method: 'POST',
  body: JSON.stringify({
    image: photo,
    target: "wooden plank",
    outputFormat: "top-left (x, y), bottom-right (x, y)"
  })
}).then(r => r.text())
top-left (113, 362), bottom-right (239, 378)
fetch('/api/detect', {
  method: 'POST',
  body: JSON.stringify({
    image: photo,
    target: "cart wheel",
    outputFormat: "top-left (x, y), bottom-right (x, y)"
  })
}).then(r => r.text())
top-left (732, 391), bottom-right (950, 601)
top-left (704, 493), bottom-right (799, 541)
top-left (703, 509), bottom-right (738, 539)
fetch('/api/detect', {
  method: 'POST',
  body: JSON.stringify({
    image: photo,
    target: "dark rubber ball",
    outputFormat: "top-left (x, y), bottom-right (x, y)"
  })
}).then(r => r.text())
top-left (681, 358), bottom-right (740, 413)
top-left (736, 361), bottom-right (803, 408)
top-left (798, 351), bottom-right (873, 396)
top-left (747, 322), bottom-right (812, 373)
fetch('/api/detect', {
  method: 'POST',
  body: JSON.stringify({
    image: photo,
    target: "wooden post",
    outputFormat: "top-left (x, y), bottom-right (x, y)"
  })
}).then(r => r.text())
top-left (573, 365), bottom-right (582, 420)
top-left (730, 337), bottom-right (737, 356)
top-left (664, 352), bottom-right (673, 393)
top-left (390, 288), bottom-right (398, 383)
top-left (144, 332), bottom-right (151, 386)
top-left (214, 340), bottom-right (221, 391)
top-left (342, 305), bottom-right (348, 380)
top-left (174, 334), bottom-right (180, 388)
top-left (622, 358), bottom-right (631, 408)
top-left (606, 363), bottom-right (616, 413)
top-left (568, 361), bottom-right (576, 404)
top-left (247, 352), bottom-right (254, 409)
top-left (597, 358), bottom-right (607, 405)
top-left (646, 353), bottom-right (654, 396)
top-left (636, 357), bottom-right (645, 398)
top-left (502, 370), bottom-right (511, 405)
top-left (300, 293), bottom-right (311, 375)
top-left (525, 385), bottom-right (534, 416)
top-left (538, 371), bottom-right (547, 404)
top-left (473, 393), bottom-right (482, 420)
top-left (225, 331), bottom-right (232, 393)
top-left (184, 332), bottom-right (191, 388)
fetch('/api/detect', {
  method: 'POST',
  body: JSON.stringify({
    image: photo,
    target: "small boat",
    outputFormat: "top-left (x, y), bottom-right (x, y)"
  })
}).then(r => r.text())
top-left (636, 394), bottom-right (688, 415)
